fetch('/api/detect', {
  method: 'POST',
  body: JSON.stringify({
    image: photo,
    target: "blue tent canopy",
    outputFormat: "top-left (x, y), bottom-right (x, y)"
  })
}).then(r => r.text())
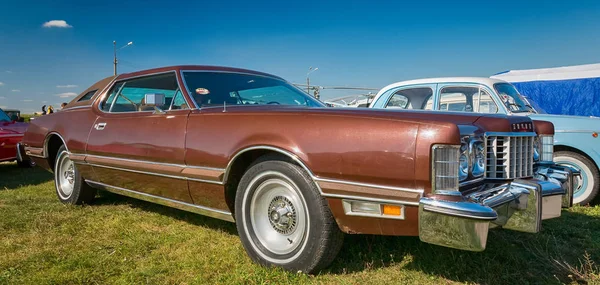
top-left (491, 63), bottom-right (600, 117)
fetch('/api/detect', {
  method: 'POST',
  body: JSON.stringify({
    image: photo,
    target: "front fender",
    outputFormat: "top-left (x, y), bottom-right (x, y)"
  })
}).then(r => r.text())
top-left (554, 132), bottom-right (600, 169)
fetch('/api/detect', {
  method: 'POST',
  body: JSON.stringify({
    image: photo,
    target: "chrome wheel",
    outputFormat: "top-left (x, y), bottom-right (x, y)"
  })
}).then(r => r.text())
top-left (556, 156), bottom-right (594, 204)
top-left (245, 171), bottom-right (309, 262)
top-left (56, 151), bottom-right (75, 199)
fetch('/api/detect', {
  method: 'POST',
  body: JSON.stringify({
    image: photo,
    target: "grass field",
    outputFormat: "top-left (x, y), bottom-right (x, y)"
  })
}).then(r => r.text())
top-left (1, 162), bottom-right (599, 284)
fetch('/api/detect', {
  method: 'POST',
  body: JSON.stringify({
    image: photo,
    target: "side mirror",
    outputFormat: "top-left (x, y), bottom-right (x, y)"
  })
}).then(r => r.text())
top-left (143, 93), bottom-right (166, 114)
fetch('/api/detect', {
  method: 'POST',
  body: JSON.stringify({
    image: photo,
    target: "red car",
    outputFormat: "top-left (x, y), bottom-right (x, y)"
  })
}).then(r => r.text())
top-left (0, 108), bottom-right (34, 167)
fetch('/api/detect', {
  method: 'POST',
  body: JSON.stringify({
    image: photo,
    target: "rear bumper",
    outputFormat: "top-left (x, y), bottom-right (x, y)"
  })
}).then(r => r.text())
top-left (418, 178), bottom-right (564, 251)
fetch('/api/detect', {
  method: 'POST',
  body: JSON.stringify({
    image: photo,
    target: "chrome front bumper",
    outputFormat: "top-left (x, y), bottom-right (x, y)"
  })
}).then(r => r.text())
top-left (418, 178), bottom-right (564, 251)
top-left (534, 163), bottom-right (579, 208)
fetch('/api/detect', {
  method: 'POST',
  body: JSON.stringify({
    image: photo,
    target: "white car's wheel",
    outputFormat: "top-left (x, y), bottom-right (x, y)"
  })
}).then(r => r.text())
top-left (235, 156), bottom-right (343, 273)
top-left (554, 151), bottom-right (600, 205)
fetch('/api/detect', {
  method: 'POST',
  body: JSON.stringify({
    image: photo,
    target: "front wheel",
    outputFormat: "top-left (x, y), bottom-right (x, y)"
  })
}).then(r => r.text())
top-left (54, 145), bottom-right (97, 205)
top-left (235, 157), bottom-right (343, 273)
top-left (554, 151), bottom-right (600, 205)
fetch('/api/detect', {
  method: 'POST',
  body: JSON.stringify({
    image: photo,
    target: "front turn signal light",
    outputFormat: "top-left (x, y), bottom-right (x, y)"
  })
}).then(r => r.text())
top-left (383, 204), bottom-right (402, 216)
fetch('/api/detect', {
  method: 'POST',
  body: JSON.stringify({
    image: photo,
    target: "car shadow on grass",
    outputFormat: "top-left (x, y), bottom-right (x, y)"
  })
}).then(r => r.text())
top-left (325, 209), bottom-right (600, 284)
top-left (92, 190), bottom-right (238, 235)
top-left (0, 162), bottom-right (53, 190)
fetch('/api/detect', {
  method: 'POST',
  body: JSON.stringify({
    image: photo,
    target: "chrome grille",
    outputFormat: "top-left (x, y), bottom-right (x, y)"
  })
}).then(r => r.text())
top-left (486, 135), bottom-right (534, 179)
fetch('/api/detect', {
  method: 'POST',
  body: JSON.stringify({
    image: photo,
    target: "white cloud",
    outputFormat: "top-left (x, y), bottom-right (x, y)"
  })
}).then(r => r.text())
top-left (0, 96), bottom-right (5, 99)
top-left (5, 71), bottom-right (12, 73)
top-left (0, 105), bottom-right (6, 109)
top-left (42, 20), bottom-right (72, 28)
top-left (42, 101), bottom-right (48, 103)
top-left (0, 82), bottom-right (4, 86)
top-left (22, 99), bottom-right (33, 102)
top-left (56, 92), bottom-right (77, 98)
top-left (56, 84), bottom-right (77, 88)
top-left (11, 89), bottom-right (20, 92)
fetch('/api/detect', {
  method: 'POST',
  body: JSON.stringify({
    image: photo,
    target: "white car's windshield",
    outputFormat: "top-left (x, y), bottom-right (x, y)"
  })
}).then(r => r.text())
top-left (493, 83), bottom-right (535, 113)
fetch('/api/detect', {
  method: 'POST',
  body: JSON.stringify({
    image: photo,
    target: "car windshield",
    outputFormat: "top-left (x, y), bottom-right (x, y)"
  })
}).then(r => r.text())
top-left (182, 72), bottom-right (324, 107)
top-left (0, 109), bottom-right (11, 122)
top-left (493, 83), bottom-right (535, 113)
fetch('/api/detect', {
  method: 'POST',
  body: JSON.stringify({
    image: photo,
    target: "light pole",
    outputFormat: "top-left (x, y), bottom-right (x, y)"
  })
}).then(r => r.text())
top-left (306, 67), bottom-right (318, 95)
top-left (113, 41), bottom-right (133, 76)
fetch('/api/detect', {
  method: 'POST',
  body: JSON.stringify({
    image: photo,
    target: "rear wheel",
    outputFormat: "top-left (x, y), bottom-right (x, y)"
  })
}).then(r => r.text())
top-left (54, 145), bottom-right (96, 205)
top-left (554, 151), bottom-right (600, 205)
top-left (235, 157), bottom-right (343, 273)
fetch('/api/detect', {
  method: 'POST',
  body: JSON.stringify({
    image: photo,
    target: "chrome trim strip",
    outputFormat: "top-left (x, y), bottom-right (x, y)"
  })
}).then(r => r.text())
top-left (79, 162), bottom-right (223, 185)
top-left (63, 105), bottom-right (91, 111)
top-left (223, 145), bottom-right (315, 184)
top-left (0, 134), bottom-right (23, 138)
top-left (322, 193), bottom-right (419, 206)
top-left (85, 180), bottom-right (234, 222)
top-left (484, 132), bottom-right (537, 137)
top-left (84, 154), bottom-right (225, 172)
top-left (555, 130), bottom-right (599, 133)
top-left (16, 142), bottom-right (23, 162)
top-left (315, 177), bottom-right (424, 194)
top-left (27, 153), bottom-right (46, 158)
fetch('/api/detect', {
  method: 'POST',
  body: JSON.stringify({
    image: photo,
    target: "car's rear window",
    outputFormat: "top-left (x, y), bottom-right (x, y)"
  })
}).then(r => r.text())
top-left (78, 89), bottom-right (98, 102)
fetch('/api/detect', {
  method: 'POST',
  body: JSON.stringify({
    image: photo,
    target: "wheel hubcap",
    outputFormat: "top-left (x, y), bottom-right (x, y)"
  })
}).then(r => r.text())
top-left (247, 173), bottom-right (308, 258)
top-left (268, 196), bottom-right (297, 235)
top-left (56, 153), bottom-right (75, 199)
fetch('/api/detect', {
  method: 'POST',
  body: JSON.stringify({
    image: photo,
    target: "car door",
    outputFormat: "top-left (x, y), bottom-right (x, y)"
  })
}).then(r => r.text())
top-left (436, 83), bottom-right (500, 114)
top-left (85, 71), bottom-right (194, 203)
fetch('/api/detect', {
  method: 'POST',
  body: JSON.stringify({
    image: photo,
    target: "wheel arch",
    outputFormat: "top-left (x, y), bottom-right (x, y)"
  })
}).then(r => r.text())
top-left (222, 145), bottom-right (319, 215)
top-left (555, 144), bottom-right (600, 171)
top-left (44, 132), bottom-right (68, 172)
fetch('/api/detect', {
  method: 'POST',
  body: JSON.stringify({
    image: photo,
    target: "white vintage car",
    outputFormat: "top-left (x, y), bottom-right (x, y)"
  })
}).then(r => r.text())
top-left (370, 77), bottom-right (598, 205)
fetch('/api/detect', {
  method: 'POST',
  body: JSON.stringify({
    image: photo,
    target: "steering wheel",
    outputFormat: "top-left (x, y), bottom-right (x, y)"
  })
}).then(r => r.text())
top-left (266, 101), bottom-right (280, 105)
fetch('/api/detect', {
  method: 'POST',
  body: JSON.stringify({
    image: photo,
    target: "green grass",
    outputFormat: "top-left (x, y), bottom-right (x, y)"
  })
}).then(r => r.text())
top-left (1, 162), bottom-right (599, 284)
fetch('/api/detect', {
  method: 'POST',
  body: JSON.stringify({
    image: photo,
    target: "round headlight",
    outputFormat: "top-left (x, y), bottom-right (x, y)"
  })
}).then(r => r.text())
top-left (472, 141), bottom-right (485, 177)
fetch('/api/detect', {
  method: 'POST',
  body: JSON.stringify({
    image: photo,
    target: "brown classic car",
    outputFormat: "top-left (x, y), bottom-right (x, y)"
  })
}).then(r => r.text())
top-left (19, 66), bottom-right (573, 273)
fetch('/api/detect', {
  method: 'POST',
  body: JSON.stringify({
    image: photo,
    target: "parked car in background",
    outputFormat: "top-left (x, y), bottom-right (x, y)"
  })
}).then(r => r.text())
top-left (371, 77), bottom-right (597, 205)
top-left (2, 108), bottom-right (24, 122)
top-left (20, 66), bottom-right (572, 273)
top-left (0, 108), bottom-right (34, 167)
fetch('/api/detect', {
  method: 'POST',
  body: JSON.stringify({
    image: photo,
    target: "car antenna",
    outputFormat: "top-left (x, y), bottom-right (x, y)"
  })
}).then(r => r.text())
top-left (223, 101), bottom-right (227, 112)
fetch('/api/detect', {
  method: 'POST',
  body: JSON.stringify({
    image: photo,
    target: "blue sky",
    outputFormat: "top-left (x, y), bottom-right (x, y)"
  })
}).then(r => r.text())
top-left (1, 0), bottom-right (600, 113)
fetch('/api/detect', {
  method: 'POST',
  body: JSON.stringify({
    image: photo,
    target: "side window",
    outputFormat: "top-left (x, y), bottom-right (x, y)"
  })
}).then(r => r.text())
top-left (100, 82), bottom-right (124, 111)
top-left (385, 87), bottom-right (433, 110)
top-left (473, 89), bottom-right (498, 113)
top-left (385, 94), bottom-right (409, 109)
top-left (170, 89), bottom-right (189, 110)
top-left (102, 73), bottom-right (179, 113)
top-left (78, 90), bottom-right (97, 102)
top-left (439, 86), bottom-right (475, 112)
top-left (439, 86), bottom-right (498, 113)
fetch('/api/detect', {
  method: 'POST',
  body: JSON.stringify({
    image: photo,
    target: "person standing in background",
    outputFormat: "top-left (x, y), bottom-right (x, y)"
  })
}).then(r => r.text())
top-left (60, 102), bottom-right (67, 109)
top-left (46, 105), bottom-right (54, 114)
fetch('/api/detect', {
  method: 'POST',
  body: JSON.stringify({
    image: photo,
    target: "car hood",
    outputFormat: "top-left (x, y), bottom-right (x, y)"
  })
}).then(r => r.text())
top-left (528, 114), bottom-right (600, 132)
top-left (0, 121), bottom-right (28, 134)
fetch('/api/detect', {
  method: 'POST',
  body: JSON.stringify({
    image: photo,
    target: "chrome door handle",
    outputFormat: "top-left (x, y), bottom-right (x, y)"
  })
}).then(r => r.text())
top-left (94, 122), bottom-right (107, 130)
